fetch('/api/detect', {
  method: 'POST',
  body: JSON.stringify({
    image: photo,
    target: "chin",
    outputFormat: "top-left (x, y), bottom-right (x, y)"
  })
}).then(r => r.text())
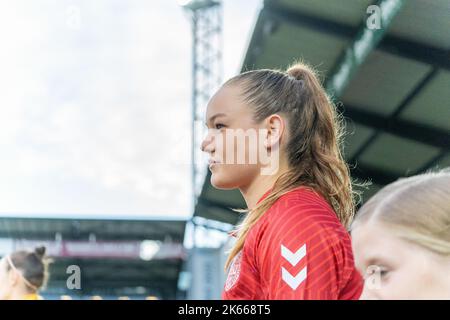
top-left (210, 172), bottom-right (238, 190)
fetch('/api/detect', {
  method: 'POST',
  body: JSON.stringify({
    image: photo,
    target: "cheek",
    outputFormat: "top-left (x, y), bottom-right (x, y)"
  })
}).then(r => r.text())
top-left (218, 129), bottom-right (264, 165)
top-left (378, 256), bottom-right (438, 299)
top-left (0, 272), bottom-right (12, 296)
top-left (0, 269), bottom-right (8, 283)
top-left (212, 132), bottom-right (233, 162)
top-left (400, 257), bottom-right (447, 298)
top-left (375, 271), bottom-right (413, 299)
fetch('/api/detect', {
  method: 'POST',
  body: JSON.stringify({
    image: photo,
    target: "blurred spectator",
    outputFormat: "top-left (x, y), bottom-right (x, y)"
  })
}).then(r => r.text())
top-left (0, 246), bottom-right (51, 300)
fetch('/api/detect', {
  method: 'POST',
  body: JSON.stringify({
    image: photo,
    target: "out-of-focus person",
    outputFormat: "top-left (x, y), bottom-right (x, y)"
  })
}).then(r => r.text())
top-left (0, 246), bottom-right (51, 300)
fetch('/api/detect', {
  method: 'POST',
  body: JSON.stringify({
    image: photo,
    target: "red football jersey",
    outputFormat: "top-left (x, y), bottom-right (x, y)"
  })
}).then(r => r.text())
top-left (222, 187), bottom-right (363, 300)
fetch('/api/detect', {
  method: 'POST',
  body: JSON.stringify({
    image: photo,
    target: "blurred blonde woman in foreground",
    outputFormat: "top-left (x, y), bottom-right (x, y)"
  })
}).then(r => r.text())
top-left (0, 246), bottom-right (51, 300)
top-left (351, 170), bottom-right (450, 299)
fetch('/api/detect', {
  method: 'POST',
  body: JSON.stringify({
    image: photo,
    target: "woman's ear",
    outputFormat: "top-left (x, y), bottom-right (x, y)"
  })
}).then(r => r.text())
top-left (263, 114), bottom-right (285, 149)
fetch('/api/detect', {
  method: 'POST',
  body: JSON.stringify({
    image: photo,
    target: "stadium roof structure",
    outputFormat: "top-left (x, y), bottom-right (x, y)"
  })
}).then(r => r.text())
top-left (0, 216), bottom-right (186, 241)
top-left (194, 0), bottom-right (450, 226)
top-left (0, 217), bottom-right (187, 299)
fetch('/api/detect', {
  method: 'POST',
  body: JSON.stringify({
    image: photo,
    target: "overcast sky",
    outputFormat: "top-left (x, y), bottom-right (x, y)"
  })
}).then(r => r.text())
top-left (0, 0), bottom-right (261, 219)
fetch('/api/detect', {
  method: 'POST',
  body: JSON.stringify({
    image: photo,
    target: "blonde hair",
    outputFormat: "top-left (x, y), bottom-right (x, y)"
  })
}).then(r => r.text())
top-left (224, 62), bottom-right (358, 270)
top-left (352, 169), bottom-right (450, 256)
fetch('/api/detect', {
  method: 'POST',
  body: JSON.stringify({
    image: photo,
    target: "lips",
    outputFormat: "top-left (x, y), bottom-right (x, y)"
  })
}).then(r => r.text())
top-left (208, 159), bottom-right (221, 169)
top-left (208, 158), bottom-right (221, 165)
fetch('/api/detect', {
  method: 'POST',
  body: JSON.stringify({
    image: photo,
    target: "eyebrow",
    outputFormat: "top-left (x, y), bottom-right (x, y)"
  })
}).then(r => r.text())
top-left (206, 113), bottom-right (227, 126)
top-left (366, 258), bottom-right (382, 266)
top-left (365, 256), bottom-right (391, 268)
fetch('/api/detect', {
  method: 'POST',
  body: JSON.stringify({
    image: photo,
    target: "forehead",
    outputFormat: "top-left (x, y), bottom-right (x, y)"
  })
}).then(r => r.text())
top-left (352, 222), bottom-right (407, 261)
top-left (206, 85), bottom-right (250, 118)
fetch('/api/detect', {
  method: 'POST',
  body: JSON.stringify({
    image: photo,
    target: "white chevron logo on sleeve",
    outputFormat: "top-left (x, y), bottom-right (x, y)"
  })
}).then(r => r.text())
top-left (282, 266), bottom-right (307, 290)
top-left (281, 244), bottom-right (306, 266)
top-left (281, 244), bottom-right (307, 290)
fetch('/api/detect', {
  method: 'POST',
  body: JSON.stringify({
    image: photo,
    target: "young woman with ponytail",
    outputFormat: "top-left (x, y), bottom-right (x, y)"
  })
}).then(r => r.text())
top-left (201, 62), bottom-right (363, 299)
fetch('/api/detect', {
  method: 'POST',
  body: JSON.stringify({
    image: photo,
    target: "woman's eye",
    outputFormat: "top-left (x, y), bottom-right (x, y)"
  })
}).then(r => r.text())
top-left (365, 265), bottom-right (390, 281)
top-left (215, 123), bottom-right (225, 129)
top-left (379, 269), bottom-right (389, 277)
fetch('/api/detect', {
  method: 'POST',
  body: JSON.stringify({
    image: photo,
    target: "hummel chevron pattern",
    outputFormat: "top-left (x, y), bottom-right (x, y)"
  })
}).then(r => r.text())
top-left (281, 244), bottom-right (307, 290)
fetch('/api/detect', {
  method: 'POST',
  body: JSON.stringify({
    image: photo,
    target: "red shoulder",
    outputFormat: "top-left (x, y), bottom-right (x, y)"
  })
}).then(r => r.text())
top-left (262, 187), bottom-right (343, 233)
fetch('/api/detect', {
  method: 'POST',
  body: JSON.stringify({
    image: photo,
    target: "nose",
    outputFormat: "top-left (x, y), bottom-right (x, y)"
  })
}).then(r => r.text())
top-left (359, 283), bottom-right (378, 300)
top-left (200, 130), bottom-right (215, 153)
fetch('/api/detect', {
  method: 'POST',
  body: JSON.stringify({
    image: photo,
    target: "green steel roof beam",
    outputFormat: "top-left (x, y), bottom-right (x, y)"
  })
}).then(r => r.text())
top-left (326, 0), bottom-right (405, 98)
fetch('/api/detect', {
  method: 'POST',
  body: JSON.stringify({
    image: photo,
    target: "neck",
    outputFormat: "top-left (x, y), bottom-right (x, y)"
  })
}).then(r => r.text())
top-left (240, 161), bottom-right (290, 209)
top-left (8, 287), bottom-right (32, 300)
